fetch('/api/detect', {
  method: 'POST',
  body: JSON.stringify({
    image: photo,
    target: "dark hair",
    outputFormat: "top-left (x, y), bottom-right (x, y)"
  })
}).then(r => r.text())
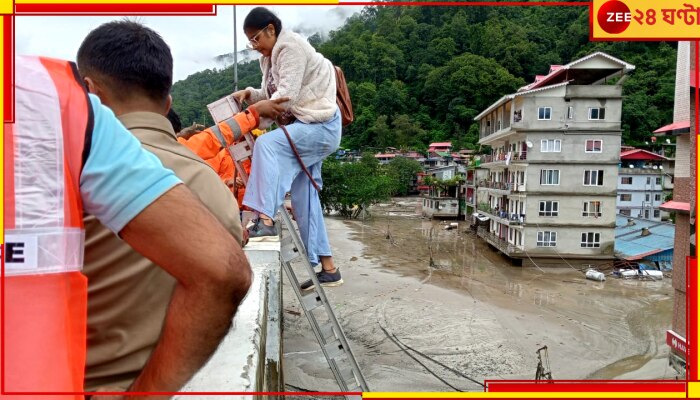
top-left (166, 108), bottom-right (182, 133)
top-left (243, 7), bottom-right (282, 36)
top-left (77, 20), bottom-right (173, 104)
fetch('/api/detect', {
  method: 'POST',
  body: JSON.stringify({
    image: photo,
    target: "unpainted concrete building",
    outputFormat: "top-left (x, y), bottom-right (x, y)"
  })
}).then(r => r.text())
top-left (474, 52), bottom-right (635, 267)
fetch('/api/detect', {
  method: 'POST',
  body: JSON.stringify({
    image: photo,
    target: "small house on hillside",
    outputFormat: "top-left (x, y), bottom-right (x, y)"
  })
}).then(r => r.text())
top-left (428, 142), bottom-right (452, 153)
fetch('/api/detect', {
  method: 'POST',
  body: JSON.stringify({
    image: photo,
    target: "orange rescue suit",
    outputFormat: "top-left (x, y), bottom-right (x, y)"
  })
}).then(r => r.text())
top-left (177, 108), bottom-right (259, 207)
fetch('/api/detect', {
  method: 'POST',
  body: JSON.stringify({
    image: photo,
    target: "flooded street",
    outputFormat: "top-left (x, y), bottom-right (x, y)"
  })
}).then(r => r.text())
top-left (282, 198), bottom-right (680, 392)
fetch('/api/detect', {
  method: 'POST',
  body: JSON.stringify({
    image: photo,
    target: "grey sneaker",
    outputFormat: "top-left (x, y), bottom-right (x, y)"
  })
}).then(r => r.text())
top-left (300, 269), bottom-right (344, 290)
top-left (247, 218), bottom-right (279, 241)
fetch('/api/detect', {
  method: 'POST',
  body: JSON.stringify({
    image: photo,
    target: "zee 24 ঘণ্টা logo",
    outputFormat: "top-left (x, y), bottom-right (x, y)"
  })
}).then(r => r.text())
top-left (595, 0), bottom-right (700, 37)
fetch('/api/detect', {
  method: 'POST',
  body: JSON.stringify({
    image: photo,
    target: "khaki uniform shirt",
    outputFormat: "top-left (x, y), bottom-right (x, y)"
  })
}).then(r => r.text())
top-left (83, 112), bottom-right (242, 390)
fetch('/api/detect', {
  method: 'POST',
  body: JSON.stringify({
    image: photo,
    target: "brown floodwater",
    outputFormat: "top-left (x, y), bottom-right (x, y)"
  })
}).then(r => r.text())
top-left (340, 200), bottom-right (675, 380)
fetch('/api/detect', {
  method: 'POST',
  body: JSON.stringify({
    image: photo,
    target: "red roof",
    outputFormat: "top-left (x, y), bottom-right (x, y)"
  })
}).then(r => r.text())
top-left (429, 142), bottom-right (452, 147)
top-left (660, 200), bottom-right (691, 212)
top-left (653, 120), bottom-right (690, 134)
top-left (620, 149), bottom-right (667, 161)
top-left (375, 153), bottom-right (396, 158)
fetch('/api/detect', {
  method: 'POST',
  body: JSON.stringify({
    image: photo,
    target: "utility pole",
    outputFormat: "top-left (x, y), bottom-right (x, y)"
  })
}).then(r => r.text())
top-left (233, 5), bottom-right (238, 92)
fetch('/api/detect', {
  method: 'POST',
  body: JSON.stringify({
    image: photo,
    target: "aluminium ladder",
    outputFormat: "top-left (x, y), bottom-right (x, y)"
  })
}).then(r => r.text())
top-left (206, 96), bottom-right (369, 395)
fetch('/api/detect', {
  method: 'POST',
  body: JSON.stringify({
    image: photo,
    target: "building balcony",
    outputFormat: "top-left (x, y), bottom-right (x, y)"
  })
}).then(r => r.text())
top-left (479, 151), bottom-right (528, 167)
top-left (479, 206), bottom-right (526, 227)
top-left (476, 226), bottom-right (524, 256)
top-left (477, 180), bottom-right (526, 195)
top-left (619, 167), bottom-right (665, 175)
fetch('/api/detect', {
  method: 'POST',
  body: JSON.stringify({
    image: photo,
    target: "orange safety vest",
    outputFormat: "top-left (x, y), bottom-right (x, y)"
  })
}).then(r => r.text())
top-left (177, 111), bottom-right (259, 209)
top-left (3, 56), bottom-right (91, 399)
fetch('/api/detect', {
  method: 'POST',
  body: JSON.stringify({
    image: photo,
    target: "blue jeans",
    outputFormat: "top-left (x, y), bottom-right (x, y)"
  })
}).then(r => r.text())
top-left (243, 110), bottom-right (341, 264)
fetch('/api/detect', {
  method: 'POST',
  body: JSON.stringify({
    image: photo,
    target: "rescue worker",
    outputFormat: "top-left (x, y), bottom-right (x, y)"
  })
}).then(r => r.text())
top-left (5, 55), bottom-right (252, 399)
top-left (172, 109), bottom-right (270, 210)
top-left (75, 20), bottom-right (282, 392)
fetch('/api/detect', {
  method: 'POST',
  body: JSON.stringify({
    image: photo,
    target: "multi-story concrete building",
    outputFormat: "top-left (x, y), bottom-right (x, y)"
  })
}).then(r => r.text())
top-left (617, 148), bottom-right (671, 221)
top-left (656, 41), bottom-right (695, 377)
top-left (474, 52), bottom-right (635, 267)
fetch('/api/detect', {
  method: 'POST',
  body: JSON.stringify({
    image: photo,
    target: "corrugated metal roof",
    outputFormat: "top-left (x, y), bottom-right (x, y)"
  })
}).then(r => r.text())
top-left (429, 142), bottom-right (452, 147)
top-left (653, 120), bottom-right (690, 133)
top-left (615, 215), bottom-right (675, 260)
top-left (660, 200), bottom-right (691, 212)
top-left (619, 148), bottom-right (668, 160)
top-left (526, 52), bottom-right (636, 91)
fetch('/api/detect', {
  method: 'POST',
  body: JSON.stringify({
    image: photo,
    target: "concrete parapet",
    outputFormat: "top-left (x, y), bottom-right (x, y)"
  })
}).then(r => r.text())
top-left (176, 241), bottom-right (283, 399)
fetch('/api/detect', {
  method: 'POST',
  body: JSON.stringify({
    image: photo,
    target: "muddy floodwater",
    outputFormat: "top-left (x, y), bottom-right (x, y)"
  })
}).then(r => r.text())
top-left (282, 198), bottom-right (680, 392)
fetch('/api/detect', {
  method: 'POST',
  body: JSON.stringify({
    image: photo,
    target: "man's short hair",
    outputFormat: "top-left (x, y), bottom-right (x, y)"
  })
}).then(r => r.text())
top-left (77, 20), bottom-right (173, 104)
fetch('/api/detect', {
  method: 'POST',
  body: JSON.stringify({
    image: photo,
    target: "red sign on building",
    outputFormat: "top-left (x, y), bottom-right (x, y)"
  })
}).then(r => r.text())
top-left (667, 330), bottom-right (687, 355)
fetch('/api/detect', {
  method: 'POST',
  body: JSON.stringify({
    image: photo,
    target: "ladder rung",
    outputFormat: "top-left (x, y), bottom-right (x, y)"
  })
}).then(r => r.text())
top-left (339, 367), bottom-right (356, 383)
top-left (230, 142), bottom-right (252, 160)
top-left (344, 379), bottom-right (361, 391)
top-left (319, 323), bottom-right (335, 341)
top-left (324, 340), bottom-right (345, 360)
top-left (280, 237), bottom-right (300, 263)
top-left (300, 292), bottom-right (323, 311)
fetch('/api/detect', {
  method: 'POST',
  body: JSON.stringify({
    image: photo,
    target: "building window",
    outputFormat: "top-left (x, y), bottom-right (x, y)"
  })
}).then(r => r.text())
top-left (654, 210), bottom-right (661, 218)
top-left (644, 209), bottom-right (650, 219)
top-left (513, 110), bottom-right (522, 122)
top-left (645, 194), bottom-right (651, 202)
top-left (656, 177), bottom-right (662, 185)
top-left (540, 169), bottom-right (560, 185)
top-left (620, 194), bottom-right (632, 201)
top-left (654, 193), bottom-right (662, 201)
top-left (646, 177), bottom-right (651, 184)
top-left (582, 201), bottom-right (602, 217)
top-left (588, 107), bottom-right (606, 120)
top-left (620, 209), bottom-right (631, 216)
top-left (539, 201), bottom-right (559, 217)
top-left (583, 170), bottom-right (604, 186)
top-left (538, 107), bottom-right (552, 120)
top-left (541, 139), bottom-right (561, 152)
top-left (581, 232), bottom-right (601, 248)
top-left (585, 139), bottom-right (603, 153)
top-left (537, 231), bottom-right (557, 247)
top-left (567, 106), bottom-right (574, 119)
top-left (621, 177), bottom-right (633, 185)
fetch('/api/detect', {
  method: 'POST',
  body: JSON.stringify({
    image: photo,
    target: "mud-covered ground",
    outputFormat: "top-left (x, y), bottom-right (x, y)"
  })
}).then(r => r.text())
top-left (282, 198), bottom-right (680, 392)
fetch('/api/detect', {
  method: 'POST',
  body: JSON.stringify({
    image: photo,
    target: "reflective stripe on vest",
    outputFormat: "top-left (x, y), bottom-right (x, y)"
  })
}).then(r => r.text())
top-left (4, 56), bottom-right (90, 275)
top-left (4, 55), bottom-right (91, 398)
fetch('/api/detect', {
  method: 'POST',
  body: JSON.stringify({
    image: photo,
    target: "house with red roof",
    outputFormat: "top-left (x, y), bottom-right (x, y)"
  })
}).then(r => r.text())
top-left (428, 142), bottom-right (452, 153)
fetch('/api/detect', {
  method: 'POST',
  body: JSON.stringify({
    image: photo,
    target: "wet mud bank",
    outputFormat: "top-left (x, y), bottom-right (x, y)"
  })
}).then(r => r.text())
top-left (282, 199), bottom-right (679, 392)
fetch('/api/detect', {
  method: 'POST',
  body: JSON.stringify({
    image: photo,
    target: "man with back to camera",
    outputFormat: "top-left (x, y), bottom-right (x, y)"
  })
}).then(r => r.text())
top-left (75, 20), bottom-right (286, 392)
top-left (6, 54), bottom-right (253, 399)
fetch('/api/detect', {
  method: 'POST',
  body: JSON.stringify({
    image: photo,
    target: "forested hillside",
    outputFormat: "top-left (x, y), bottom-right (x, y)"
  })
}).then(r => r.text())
top-left (171, 4), bottom-right (677, 151)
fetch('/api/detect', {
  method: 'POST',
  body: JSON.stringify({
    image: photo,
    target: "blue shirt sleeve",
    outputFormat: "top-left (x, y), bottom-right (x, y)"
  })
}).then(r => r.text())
top-left (80, 94), bottom-right (182, 233)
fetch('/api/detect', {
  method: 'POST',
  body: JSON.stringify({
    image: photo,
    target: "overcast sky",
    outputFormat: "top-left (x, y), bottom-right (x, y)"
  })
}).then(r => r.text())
top-left (16, 5), bottom-right (363, 82)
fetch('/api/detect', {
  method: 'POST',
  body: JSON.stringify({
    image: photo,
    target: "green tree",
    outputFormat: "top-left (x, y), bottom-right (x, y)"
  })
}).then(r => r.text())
top-left (320, 154), bottom-right (394, 218)
top-left (384, 156), bottom-right (423, 195)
